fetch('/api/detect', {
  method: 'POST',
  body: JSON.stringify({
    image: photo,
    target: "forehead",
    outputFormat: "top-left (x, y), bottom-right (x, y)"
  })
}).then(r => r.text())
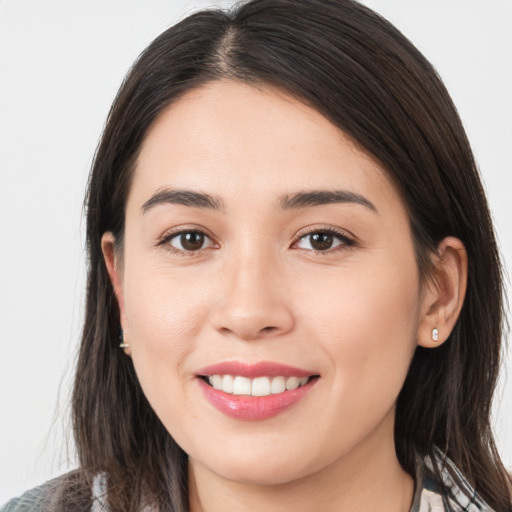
top-left (129, 80), bottom-right (402, 215)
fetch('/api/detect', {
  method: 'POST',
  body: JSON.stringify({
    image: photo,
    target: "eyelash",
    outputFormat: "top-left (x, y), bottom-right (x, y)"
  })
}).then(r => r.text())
top-left (158, 226), bottom-right (356, 256)
top-left (293, 227), bottom-right (356, 254)
top-left (157, 227), bottom-right (217, 257)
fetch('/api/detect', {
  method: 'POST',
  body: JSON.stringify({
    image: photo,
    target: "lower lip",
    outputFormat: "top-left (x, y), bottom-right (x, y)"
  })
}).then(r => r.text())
top-left (197, 377), bottom-right (317, 421)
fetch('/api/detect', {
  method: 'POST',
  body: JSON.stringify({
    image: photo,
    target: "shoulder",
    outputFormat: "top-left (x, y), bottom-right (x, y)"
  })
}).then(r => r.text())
top-left (1, 479), bottom-right (56, 512)
top-left (1, 472), bottom-right (93, 512)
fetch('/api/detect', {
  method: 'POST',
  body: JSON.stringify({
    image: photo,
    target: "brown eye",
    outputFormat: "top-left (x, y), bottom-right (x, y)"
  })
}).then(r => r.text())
top-left (309, 232), bottom-right (334, 251)
top-left (296, 230), bottom-right (351, 252)
top-left (168, 231), bottom-right (213, 252)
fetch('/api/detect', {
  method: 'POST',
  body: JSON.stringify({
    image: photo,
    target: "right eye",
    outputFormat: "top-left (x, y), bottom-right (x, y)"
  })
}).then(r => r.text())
top-left (165, 230), bottom-right (215, 253)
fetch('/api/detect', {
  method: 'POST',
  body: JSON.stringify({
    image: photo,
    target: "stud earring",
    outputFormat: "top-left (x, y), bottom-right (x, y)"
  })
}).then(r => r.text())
top-left (432, 328), bottom-right (439, 342)
top-left (119, 328), bottom-right (130, 349)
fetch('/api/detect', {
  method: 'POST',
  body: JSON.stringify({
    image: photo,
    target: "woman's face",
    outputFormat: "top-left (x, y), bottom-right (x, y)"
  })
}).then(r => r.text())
top-left (108, 81), bottom-right (427, 485)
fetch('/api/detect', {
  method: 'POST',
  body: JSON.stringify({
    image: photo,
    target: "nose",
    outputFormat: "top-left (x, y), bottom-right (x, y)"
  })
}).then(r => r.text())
top-left (211, 251), bottom-right (295, 340)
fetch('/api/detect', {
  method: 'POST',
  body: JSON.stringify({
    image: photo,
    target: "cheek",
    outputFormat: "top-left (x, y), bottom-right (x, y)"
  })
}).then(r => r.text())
top-left (121, 262), bottom-right (212, 402)
top-left (298, 255), bottom-right (421, 402)
top-left (124, 245), bottom-right (215, 332)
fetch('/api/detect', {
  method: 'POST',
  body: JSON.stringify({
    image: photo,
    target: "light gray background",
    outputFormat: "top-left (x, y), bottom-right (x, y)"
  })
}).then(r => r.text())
top-left (0, 0), bottom-right (510, 504)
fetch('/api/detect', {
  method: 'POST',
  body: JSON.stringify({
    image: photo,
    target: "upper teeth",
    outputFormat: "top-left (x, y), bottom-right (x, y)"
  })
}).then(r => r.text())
top-left (207, 375), bottom-right (310, 396)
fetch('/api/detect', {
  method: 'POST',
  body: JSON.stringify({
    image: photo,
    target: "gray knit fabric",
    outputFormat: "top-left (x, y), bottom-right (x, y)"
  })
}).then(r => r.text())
top-left (2, 479), bottom-right (55, 512)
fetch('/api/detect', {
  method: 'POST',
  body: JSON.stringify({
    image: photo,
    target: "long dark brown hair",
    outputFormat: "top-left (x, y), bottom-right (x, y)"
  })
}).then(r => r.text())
top-left (56, 0), bottom-right (511, 510)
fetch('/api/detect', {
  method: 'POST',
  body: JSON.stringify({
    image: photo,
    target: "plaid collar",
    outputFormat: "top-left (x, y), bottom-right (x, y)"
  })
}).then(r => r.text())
top-left (411, 450), bottom-right (494, 511)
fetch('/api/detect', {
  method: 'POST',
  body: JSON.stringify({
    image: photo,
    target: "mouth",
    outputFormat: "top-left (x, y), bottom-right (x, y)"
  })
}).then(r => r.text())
top-left (200, 374), bottom-right (318, 397)
top-left (196, 361), bottom-right (320, 420)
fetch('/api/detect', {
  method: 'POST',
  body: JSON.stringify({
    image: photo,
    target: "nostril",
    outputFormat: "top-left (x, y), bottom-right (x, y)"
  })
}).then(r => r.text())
top-left (213, 305), bottom-right (294, 340)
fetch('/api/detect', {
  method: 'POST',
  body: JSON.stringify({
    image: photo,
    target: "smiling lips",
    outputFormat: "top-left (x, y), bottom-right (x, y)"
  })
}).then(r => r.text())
top-left (197, 361), bottom-right (319, 420)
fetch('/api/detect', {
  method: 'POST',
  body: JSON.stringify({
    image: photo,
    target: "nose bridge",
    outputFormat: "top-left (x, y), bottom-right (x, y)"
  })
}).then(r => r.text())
top-left (212, 238), bottom-right (294, 339)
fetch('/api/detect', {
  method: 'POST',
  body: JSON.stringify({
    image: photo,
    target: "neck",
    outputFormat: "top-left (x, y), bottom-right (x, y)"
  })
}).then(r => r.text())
top-left (188, 413), bottom-right (414, 512)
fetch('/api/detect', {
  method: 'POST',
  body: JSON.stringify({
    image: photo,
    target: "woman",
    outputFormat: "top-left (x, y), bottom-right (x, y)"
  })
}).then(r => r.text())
top-left (3, 0), bottom-right (510, 510)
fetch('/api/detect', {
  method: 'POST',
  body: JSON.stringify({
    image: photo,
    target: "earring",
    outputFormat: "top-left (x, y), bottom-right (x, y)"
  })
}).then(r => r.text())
top-left (119, 328), bottom-right (130, 349)
top-left (432, 328), bottom-right (439, 342)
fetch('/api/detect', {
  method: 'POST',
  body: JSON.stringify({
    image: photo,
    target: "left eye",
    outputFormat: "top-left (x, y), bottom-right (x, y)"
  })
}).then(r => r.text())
top-left (167, 231), bottom-right (214, 252)
top-left (295, 231), bottom-right (350, 252)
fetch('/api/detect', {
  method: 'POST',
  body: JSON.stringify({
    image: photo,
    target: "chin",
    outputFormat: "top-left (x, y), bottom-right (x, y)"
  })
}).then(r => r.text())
top-left (205, 457), bottom-right (314, 487)
top-left (187, 435), bottom-right (326, 487)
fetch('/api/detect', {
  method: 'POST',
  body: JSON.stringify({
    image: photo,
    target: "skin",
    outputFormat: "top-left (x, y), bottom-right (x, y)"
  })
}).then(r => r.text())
top-left (102, 81), bottom-right (467, 512)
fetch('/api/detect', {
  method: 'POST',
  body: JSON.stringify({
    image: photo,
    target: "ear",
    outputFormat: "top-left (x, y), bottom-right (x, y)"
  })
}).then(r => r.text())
top-left (101, 232), bottom-right (131, 356)
top-left (417, 237), bottom-right (468, 348)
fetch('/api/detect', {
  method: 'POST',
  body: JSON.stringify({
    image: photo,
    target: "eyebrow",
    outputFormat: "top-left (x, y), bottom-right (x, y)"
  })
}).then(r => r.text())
top-left (142, 188), bottom-right (224, 213)
top-left (279, 190), bottom-right (377, 212)
top-left (141, 187), bottom-right (377, 214)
